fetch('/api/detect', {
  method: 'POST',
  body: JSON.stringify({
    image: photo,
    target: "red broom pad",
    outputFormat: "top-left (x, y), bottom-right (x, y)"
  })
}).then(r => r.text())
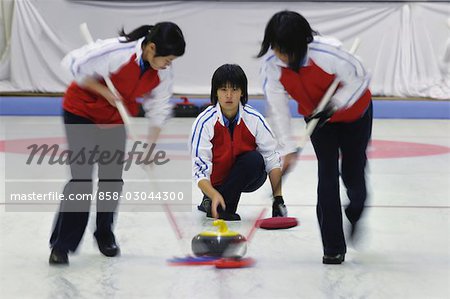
top-left (257, 217), bottom-right (298, 230)
top-left (214, 257), bottom-right (256, 269)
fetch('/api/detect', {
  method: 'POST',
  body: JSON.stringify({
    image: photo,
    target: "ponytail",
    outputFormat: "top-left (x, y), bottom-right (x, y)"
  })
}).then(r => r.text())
top-left (119, 25), bottom-right (155, 42)
top-left (119, 22), bottom-right (185, 57)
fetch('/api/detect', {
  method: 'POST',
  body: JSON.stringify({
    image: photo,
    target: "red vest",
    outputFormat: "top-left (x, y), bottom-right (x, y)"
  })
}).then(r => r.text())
top-left (280, 60), bottom-right (371, 122)
top-left (210, 121), bottom-right (256, 186)
top-left (63, 54), bottom-right (160, 124)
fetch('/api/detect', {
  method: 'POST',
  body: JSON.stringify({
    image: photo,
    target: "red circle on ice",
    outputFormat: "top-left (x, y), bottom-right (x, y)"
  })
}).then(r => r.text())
top-left (0, 137), bottom-right (449, 160)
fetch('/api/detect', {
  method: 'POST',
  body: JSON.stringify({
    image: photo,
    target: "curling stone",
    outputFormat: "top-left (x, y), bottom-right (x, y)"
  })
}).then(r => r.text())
top-left (174, 97), bottom-right (200, 117)
top-left (192, 220), bottom-right (247, 258)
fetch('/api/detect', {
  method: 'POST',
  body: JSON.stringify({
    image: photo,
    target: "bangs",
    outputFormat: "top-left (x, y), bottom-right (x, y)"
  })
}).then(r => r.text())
top-left (214, 70), bottom-right (246, 91)
top-left (218, 82), bottom-right (242, 90)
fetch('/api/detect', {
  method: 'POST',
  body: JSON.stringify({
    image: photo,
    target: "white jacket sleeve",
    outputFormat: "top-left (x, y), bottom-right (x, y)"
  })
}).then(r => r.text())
top-left (142, 67), bottom-right (174, 128)
top-left (331, 53), bottom-right (371, 108)
top-left (189, 108), bottom-right (216, 184)
top-left (309, 37), bottom-right (371, 109)
top-left (247, 107), bottom-right (281, 173)
top-left (61, 38), bottom-right (135, 84)
top-left (261, 56), bottom-right (298, 155)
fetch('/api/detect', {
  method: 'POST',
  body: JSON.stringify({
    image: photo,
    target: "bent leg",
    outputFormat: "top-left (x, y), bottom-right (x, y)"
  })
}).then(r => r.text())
top-left (216, 151), bottom-right (267, 214)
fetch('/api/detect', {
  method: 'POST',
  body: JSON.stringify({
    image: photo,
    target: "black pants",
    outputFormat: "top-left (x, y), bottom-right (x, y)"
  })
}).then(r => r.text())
top-left (50, 110), bottom-right (126, 252)
top-left (215, 151), bottom-right (267, 214)
top-left (310, 102), bottom-right (373, 255)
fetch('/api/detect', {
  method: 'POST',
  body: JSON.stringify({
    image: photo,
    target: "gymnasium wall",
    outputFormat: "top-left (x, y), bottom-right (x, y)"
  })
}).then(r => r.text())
top-left (0, 0), bottom-right (449, 99)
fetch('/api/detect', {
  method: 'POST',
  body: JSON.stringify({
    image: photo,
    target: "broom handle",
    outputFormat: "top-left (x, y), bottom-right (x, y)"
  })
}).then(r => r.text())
top-left (246, 208), bottom-right (267, 242)
top-left (79, 23), bottom-right (133, 128)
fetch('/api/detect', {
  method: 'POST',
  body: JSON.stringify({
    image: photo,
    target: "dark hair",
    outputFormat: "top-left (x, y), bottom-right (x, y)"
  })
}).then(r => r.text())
top-left (257, 11), bottom-right (316, 70)
top-left (119, 22), bottom-right (186, 57)
top-left (210, 64), bottom-right (248, 105)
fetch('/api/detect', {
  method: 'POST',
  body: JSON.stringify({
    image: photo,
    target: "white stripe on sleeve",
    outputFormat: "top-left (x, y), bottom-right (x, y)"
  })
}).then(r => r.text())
top-left (309, 37), bottom-right (370, 109)
top-left (242, 105), bottom-right (281, 173)
top-left (189, 108), bottom-right (217, 184)
top-left (61, 38), bottom-right (135, 84)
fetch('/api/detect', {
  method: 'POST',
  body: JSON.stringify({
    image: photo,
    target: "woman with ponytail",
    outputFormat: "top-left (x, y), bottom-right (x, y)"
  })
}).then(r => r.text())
top-left (258, 11), bottom-right (372, 265)
top-left (49, 22), bottom-right (186, 265)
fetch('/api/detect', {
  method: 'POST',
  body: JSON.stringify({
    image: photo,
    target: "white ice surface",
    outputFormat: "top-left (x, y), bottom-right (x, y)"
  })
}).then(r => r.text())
top-left (0, 117), bottom-right (449, 299)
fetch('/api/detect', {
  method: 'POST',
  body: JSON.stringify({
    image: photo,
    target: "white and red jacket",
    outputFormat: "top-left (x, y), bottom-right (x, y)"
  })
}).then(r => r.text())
top-left (190, 103), bottom-right (281, 186)
top-left (61, 37), bottom-right (173, 125)
top-left (261, 36), bottom-right (372, 155)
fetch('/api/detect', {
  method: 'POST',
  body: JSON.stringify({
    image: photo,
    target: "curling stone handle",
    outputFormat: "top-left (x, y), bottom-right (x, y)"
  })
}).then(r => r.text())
top-left (213, 220), bottom-right (229, 233)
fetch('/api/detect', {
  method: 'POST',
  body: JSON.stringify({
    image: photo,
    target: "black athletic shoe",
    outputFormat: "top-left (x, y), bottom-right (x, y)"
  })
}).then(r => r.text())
top-left (207, 211), bottom-right (241, 221)
top-left (197, 197), bottom-right (212, 213)
top-left (95, 233), bottom-right (120, 257)
top-left (322, 253), bottom-right (345, 264)
top-left (49, 248), bottom-right (69, 265)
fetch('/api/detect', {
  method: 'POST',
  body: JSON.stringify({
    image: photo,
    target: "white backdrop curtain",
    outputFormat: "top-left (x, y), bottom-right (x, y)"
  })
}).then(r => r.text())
top-left (0, 0), bottom-right (448, 99)
top-left (0, 0), bottom-right (14, 82)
